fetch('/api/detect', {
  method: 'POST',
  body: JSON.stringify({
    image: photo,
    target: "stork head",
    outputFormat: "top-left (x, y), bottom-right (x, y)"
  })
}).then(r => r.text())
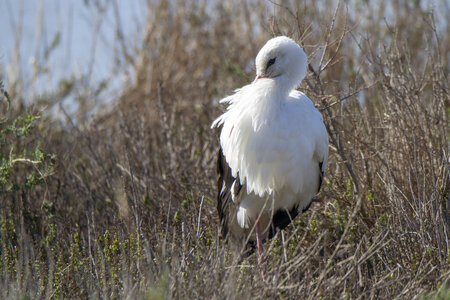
top-left (255, 36), bottom-right (308, 90)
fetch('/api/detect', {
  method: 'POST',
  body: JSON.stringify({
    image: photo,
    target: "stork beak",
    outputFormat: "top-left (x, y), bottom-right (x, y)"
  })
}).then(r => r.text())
top-left (254, 75), bottom-right (264, 83)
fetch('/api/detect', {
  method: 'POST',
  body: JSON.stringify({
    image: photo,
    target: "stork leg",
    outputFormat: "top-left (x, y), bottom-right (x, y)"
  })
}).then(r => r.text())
top-left (255, 218), bottom-right (267, 281)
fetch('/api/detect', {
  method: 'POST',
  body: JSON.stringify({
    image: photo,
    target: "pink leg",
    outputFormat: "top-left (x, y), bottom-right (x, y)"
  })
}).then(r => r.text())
top-left (255, 218), bottom-right (267, 281)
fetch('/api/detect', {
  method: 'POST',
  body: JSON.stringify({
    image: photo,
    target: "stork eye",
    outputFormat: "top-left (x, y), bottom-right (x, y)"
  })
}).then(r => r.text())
top-left (266, 57), bottom-right (276, 69)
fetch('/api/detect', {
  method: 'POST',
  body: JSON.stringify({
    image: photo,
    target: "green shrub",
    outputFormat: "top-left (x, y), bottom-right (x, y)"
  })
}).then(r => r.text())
top-left (0, 80), bottom-right (55, 193)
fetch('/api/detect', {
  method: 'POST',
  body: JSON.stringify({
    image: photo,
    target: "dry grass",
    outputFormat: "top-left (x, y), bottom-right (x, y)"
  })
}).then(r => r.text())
top-left (0, 0), bottom-right (448, 299)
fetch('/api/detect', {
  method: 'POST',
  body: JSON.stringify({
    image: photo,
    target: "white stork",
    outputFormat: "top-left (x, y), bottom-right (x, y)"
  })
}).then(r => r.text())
top-left (211, 36), bottom-right (329, 276)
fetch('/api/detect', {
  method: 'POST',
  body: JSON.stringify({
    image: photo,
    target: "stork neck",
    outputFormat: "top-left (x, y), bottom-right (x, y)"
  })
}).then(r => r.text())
top-left (249, 80), bottom-right (288, 130)
top-left (254, 77), bottom-right (292, 101)
top-left (274, 74), bottom-right (300, 94)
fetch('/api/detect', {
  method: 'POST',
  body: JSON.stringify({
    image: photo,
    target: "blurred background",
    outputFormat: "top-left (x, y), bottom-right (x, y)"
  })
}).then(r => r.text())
top-left (0, 0), bottom-right (448, 299)
top-left (1, 0), bottom-right (447, 118)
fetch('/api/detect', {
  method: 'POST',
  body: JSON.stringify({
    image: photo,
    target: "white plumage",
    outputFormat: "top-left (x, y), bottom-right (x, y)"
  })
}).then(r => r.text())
top-left (212, 36), bottom-right (329, 245)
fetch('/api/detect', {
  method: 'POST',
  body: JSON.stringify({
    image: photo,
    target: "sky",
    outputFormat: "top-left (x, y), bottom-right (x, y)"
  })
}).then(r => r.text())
top-left (0, 0), bottom-right (146, 110)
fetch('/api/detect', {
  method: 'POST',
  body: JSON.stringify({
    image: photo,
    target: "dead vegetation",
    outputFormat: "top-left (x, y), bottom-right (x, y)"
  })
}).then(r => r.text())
top-left (0, 0), bottom-right (448, 299)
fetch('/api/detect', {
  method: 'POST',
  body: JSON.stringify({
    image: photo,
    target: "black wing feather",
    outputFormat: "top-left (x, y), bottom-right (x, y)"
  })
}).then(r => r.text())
top-left (216, 148), bottom-right (241, 238)
top-left (318, 161), bottom-right (324, 193)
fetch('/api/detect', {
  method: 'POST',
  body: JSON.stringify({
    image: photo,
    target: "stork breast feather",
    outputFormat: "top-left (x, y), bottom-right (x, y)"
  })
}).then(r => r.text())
top-left (214, 85), bottom-right (325, 197)
top-left (229, 113), bottom-right (315, 196)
